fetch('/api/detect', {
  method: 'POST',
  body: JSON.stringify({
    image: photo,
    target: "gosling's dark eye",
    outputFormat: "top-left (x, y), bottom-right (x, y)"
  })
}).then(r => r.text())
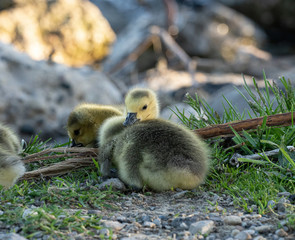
top-left (74, 129), bottom-right (80, 136)
top-left (142, 105), bottom-right (148, 110)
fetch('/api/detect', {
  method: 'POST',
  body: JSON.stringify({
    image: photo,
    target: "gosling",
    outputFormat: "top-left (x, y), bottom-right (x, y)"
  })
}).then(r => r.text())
top-left (67, 103), bottom-right (122, 147)
top-left (98, 88), bottom-right (210, 191)
top-left (0, 124), bottom-right (25, 188)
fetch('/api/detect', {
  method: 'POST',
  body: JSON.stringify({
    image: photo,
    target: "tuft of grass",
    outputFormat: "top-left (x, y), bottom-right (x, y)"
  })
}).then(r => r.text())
top-left (175, 73), bottom-right (295, 216)
top-left (0, 136), bottom-right (121, 238)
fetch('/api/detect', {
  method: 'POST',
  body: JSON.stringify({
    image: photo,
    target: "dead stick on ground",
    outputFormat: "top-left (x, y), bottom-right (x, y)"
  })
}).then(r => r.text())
top-left (228, 146), bottom-right (295, 166)
top-left (21, 158), bottom-right (95, 180)
top-left (195, 112), bottom-right (294, 139)
top-left (22, 147), bottom-right (98, 163)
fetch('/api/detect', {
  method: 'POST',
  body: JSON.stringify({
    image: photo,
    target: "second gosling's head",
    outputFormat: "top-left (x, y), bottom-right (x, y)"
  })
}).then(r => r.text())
top-left (123, 88), bottom-right (159, 126)
top-left (67, 111), bottom-right (96, 147)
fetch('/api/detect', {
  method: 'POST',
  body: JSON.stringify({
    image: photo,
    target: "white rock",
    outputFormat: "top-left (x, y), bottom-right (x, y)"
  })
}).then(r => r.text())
top-left (254, 225), bottom-right (272, 233)
top-left (180, 222), bottom-right (189, 230)
top-left (143, 221), bottom-right (156, 228)
top-left (253, 236), bottom-right (267, 240)
top-left (98, 178), bottom-right (126, 191)
top-left (189, 220), bottom-right (214, 235)
top-left (231, 229), bottom-right (240, 237)
top-left (0, 233), bottom-right (27, 240)
top-left (120, 234), bottom-right (152, 240)
top-left (235, 231), bottom-right (252, 240)
top-left (243, 229), bottom-right (255, 235)
top-left (223, 215), bottom-right (242, 225)
top-left (22, 208), bottom-right (39, 219)
top-left (99, 228), bottom-right (110, 237)
top-left (153, 218), bottom-right (161, 227)
top-left (275, 228), bottom-right (288, 237)
top-left (102, 220), bottom-right (125, 231)
top-left (172, 190), bottom-right (189, 199)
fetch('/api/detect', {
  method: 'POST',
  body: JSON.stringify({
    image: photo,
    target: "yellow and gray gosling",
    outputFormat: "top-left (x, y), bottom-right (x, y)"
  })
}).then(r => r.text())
top-left (98, 88), bottom-right (210, 191)
top-left (0, 124), bottom-right (25, 188)
top-left (67, 103), bottom-right (122, 147)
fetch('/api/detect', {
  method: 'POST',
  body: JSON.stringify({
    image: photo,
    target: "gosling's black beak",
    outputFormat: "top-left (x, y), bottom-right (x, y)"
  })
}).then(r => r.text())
top-left (71, 140), bottom-right (83, 147)
top-left (123, 112), bottom-right (139, 126)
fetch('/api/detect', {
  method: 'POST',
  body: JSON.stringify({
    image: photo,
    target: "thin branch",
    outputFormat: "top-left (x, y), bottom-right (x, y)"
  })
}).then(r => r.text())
top-left (21, 157), bottom-right (95, 180)
top-left (228, 146), bottom-right (295, 166)
top-left (22, 147), bottom-right (98, 163)
top-left (195, 112), bottom-right (295, 139)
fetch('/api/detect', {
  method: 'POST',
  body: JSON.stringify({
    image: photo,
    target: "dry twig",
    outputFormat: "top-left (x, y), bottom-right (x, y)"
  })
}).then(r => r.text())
top-left (195, 112), bottom-right (295, 139)
top-left (21, 158), bottom-right (95, 180)
top-left (21, 147), bottom-right (98, 180)
top-left (228, 146), bottom-right (295, 166)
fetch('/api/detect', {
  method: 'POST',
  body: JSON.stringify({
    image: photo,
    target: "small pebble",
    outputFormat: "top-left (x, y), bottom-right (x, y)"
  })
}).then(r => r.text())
top-left (99, 228), bottom-right (110, 237)
top-left (172, 190), bottom-right (189, 198)
top-left (235, 231), bottom-right (252, 240)
top-left (267, 200), bottom-right (276, 208)
top-left (253, 236), bottom-right (267, 240)
top-left (0, 233), bottom-right (27, 240)
top-left (88, 210), bottom-right (101, 215)
top-left (243, 229), bottom-right (255, 235)
top-left (255, 225), bottom-right (272, 233)
top-left (231, 229), bottom-right (240, 237)
top-left (143, 221), bottom-right (156, 228)
top-left (189, 220), bottom-right (214, 235)
top-left (277, 192), bottom-right (291, 197)
top-left (153, 218), bottom-right (161, 227)
top-left (275, 228), bottom-right (288, 237)
top-left (102, 220), bottom-right (125, 231)
top-left (180, 222), bottom-right (188, 230)
top-left (141, 214), bottom-right (151, 222)
top-left (98, 178), bottom-right (126, 191)
top-left (223, 215), bottom-right (242, 225)
top-left (22, 208), bottom-right (39, 219)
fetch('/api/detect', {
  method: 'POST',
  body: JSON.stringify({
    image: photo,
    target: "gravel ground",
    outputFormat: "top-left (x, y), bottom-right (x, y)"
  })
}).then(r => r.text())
top-left (1, 182), bottom-right (294, 240)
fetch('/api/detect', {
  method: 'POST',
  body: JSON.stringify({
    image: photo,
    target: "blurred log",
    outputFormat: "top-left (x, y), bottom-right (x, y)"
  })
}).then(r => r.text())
top-left (195, 112), bottom-right (294, 139)
top-left (108, 25), bottom-right (197, 85)
top-left (149, 26), bottom-right (197, 85)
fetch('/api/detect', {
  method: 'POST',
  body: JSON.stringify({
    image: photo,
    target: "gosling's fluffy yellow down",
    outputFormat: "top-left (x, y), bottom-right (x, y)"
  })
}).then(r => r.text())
top-left (98, 88), bottom-right (210, 191)
top-left (67, 103), bottom-right (122, 147)
top-left (0, 124), bottom-right (25, 188)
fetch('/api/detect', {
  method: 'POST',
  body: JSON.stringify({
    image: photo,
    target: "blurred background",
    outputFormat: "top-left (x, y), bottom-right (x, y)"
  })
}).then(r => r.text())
top-left (0, 0), bottom-right (294, 143)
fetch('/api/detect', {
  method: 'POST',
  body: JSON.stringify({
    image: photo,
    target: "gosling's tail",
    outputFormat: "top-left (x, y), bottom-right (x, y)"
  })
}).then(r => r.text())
top-left (0, 155), bottom-right (25, 188)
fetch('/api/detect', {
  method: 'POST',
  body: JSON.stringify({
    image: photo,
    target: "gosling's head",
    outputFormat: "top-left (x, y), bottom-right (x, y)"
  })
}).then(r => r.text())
top-left (67, 110), bottom-right (97, 147)
top-left (123, 88), bottom-right (159, 126)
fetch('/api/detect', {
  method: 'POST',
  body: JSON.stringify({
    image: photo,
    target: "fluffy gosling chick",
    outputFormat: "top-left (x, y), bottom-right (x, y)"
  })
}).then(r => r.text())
top-left (67, 103), bottom-right (122, 147)
top-left (0, 124), bottom-right (25, 188)
top-left (98, 88), bottom-right (210, 191)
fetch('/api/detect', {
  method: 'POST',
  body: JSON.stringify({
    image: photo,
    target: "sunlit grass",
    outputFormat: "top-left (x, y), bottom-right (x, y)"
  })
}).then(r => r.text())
top-left (175, 73), bottom-right (295, 218)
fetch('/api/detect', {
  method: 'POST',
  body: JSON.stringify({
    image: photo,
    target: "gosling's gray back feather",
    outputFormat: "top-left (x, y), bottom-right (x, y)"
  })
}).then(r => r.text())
top-left (114, 119), bottom-right (209, 175)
